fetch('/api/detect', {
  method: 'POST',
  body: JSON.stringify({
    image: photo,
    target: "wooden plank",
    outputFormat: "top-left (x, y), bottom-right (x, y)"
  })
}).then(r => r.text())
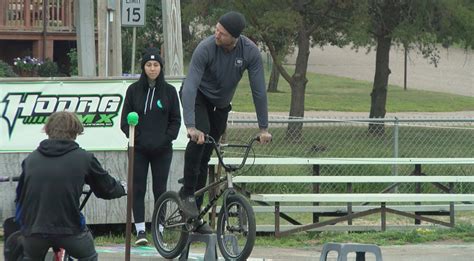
top-left (233, 175), bottom-right (474, 183)
top-left (251, 193), bottom-right (474, 203)
top-left (215, 204), bottom-right (474, 213)
top-left (255, 224), bottom-right (447, 232)
top-left (209, 157), bottom-right (474, 165)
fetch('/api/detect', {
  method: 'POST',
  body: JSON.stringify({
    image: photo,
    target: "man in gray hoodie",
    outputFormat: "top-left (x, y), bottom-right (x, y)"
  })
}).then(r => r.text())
top-left (179, 11), bottom-right (272, 233)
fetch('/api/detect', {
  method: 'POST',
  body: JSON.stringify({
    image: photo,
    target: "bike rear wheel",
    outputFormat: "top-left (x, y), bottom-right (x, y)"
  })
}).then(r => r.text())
top-left (216, 193), bottom-right (256, 261)
top-left (151, 191), bottom-right (188, 259)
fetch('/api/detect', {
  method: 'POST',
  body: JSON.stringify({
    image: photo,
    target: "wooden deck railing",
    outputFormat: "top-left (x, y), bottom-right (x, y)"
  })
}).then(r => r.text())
top-left (0, 0), bottom-right (75, 31)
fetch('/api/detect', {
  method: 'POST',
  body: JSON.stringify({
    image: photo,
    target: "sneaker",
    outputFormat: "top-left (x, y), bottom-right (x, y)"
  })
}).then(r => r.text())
top-left (194, 219), bottom-right (213, 234)
top-left (135, 231), bottom-right (148, 246)
top-left (178, 188), bottom-right (199, 218)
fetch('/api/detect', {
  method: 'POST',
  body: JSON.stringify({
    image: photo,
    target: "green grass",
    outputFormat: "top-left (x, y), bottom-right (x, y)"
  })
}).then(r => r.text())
top-left (254, 223), bottom-right (474, 247)
top-left (7, 222), bottom-right (468, 248)
top-left (225, 126), bottom-right (473, 159)
top-left (232, 71), bottom-right (474, 112)
top-left (3, 218), bottom-right (472, 249)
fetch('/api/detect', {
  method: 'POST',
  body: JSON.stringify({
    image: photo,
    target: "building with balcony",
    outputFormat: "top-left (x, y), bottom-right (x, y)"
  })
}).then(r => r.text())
top-left (0, 0), bottom-right (79, 74)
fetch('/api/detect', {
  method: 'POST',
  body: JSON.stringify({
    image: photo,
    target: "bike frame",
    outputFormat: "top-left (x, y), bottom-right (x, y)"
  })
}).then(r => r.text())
top-left (192, 135), bottom-right (259, 222)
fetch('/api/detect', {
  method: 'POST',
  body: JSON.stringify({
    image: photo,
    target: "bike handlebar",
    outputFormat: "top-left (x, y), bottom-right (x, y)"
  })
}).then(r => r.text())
top-left (205, 135), bottom-right (260, 172)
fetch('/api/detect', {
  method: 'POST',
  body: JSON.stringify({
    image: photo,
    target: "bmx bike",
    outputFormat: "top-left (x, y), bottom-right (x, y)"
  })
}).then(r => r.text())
top-left (151, 135), bottom-right (260, 260)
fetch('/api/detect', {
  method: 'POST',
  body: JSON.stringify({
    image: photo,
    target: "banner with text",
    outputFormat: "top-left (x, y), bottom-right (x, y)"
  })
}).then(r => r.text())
top-left (0, 80), bottom-right (186, 152)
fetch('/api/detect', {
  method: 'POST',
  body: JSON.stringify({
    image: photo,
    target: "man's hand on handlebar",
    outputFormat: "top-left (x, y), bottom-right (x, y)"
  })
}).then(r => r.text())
top-left (187, 127), bottom-right (205, 144)
top-left (258, 128), bottom-right (272, 144)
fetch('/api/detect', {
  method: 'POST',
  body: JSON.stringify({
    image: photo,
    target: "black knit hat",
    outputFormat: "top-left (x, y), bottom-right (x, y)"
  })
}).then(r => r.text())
top-left (218, 11), bottom-right (246, 38)
top-left (141, 47), bottom-right (163, 69)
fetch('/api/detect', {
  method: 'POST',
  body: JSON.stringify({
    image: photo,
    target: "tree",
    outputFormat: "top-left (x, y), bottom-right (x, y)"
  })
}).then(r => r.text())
top-left (236, 0), bottom-right (353, 139)
top-left (347, 0), bottom-right (474, 134)
top-left (180, 0), bottom-right (230, 61)
top-left (267, 59), bottom-right (280, 93)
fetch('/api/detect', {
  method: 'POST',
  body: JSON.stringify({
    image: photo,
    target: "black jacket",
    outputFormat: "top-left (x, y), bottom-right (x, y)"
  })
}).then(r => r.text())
top-left (120, 73), bottom-right (181, 150)
top-left (15, 139), bottom-right (126, 236)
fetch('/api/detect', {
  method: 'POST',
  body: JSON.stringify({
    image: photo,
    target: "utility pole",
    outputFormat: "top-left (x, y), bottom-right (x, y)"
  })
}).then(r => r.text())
top-left (75, 0), bottom-right (96, 76)
top-left (97, 0), bottom-right (122, 77)
top-left (162, 0), bottom-right (184, 77)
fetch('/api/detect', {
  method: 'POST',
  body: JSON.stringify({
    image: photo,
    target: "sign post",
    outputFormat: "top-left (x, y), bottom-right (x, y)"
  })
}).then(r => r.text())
top-left (121, 0), bottom-right (146, 75)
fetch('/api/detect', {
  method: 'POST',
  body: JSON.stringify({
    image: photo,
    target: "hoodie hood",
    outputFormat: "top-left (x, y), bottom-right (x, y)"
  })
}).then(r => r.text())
top-left (37, 139), bottom-right (79, 157)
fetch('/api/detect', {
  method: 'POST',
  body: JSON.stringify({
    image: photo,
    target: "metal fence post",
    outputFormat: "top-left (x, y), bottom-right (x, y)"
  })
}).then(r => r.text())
top-left (393, 117), bottom-right (399, 176)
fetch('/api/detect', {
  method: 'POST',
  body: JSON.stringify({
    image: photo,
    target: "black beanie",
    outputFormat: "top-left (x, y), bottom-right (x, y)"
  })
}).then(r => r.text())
top-left (141, 47), bottom-right (163, 69)
top-left (218, 11), bottom-right (246, 38)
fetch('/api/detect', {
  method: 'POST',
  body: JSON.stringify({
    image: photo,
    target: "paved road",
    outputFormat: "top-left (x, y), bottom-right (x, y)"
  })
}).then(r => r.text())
top-left (47, 242), bottom-right (474, 260)
top-left (1, 242), bottom-right (473, 260)
top-left (1, 241), bottom-right (473, 260)
top-left (285, 45), bottom-right (473, 97)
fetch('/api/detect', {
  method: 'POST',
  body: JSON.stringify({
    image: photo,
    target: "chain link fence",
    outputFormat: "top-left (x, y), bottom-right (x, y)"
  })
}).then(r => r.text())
top-left (221, 113), bottom-right (474, 195)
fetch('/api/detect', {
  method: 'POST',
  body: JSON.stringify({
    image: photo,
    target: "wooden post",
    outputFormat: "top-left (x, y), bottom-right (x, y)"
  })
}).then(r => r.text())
top-left (381, 202), bottom-right (386, 231)
top-left (42, 0), bottom-right (48, 60)
top-left (64, 0), bottom-right (71, 27)
top-left (275, 202), bottom-right (280, 238)
top-left (97, 0), bottom-right (122, 77)
top-left (414, 164), bottom-right (421, 225)
top-left (312, 164), bottom-right (320, 223)
top-left (75, 0), bottom-right (96, 76)
top-left (347, 182), bottom-right (353, 225)
top-left (125, 112), bottom-right (138, 261)
top-left (161, 0), bottom-right (184, 77)
top-left (0, 0), bottom-right (5, 27)
top-left (97, 0), bottom-right (106, 76)
top-left (449, 182), bottom-right (455, 227)
top-left (111, 0), bottom-right (122, 76)
top-left (24, 0), bottom-right (31, 28)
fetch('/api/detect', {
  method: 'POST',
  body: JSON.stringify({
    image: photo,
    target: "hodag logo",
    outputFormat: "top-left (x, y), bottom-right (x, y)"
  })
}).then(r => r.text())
top-left (1, 92), bottom-right (123, 138)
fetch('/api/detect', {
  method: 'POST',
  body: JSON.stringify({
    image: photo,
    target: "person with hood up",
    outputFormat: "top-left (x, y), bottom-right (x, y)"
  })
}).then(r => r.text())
top-left (15, 111), bottom-right (127, 260)
top-left (120, 47), bottom-right (181, 245)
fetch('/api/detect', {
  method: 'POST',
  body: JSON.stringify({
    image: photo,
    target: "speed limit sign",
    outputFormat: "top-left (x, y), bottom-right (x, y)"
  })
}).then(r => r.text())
top-left (121, 0), bottom-right (146, 27)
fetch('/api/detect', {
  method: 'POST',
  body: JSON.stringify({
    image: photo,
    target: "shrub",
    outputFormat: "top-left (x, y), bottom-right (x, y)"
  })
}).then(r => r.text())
top-left (38, 59), bottom-right (60, 77)
top-left (67, 48), bottom-right (78, 76)
top-left (0, 60), bottom-right (17, 77)
top-left (13, 56), bottom-right (42, 76)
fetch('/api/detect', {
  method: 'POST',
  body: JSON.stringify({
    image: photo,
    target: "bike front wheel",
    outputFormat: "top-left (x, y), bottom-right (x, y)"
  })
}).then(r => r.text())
top-left (216, 193), bottom-right (256, 261)
top-left (151, 191), bottom-right (188, 259)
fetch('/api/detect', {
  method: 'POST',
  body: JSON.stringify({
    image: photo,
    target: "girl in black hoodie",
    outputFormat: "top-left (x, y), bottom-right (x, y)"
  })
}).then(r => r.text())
top-left (120, 48), bottom-right (181, 245)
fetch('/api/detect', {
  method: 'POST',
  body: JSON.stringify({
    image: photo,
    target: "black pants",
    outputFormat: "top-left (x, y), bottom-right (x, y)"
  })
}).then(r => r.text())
top-left (22, 231), bottom-right (97, 261)
top-left (133, 146), bottom-right (173, 223)
top-left (183, 91), bottom-right (230, 207)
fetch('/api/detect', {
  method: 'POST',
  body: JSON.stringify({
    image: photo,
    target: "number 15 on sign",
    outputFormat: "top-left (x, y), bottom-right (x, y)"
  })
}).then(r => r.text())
top-left (121, 0), bottom-right (146, 27)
